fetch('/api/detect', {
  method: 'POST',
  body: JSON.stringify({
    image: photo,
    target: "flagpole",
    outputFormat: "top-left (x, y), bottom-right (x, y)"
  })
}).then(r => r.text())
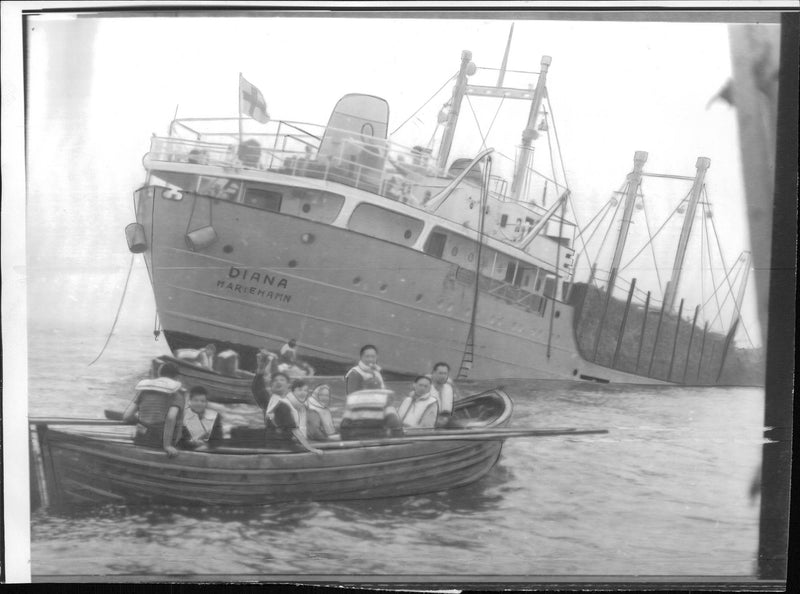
top-left (238, 72), bottom-right (243, 148)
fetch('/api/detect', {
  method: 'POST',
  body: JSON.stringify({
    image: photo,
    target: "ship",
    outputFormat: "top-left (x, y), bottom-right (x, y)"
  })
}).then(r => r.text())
top-left (125, 35), bottom-right (758, 385)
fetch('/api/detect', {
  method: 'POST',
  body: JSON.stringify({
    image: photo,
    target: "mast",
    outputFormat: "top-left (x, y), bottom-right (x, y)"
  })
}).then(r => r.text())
top-left (607, 151), bottom-right (648, 293)
top-left (510, 55), bottom-right (551, 201)
top-left (496, 24), bottom-right (514, 87)
top-left (436, 50), bottom-right (475, 171)
top-left (663, 156), bottom-right (711, 311)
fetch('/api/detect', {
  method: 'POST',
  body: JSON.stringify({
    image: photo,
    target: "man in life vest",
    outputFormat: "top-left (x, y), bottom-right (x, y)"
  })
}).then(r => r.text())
top-left (345, 344), bottom-right (385, 394)
top-left (429, 362), bottom-right (457, 428)
top-left (397, 376), bottom-right (439, 429)
top-left (181, 386), bottom-right (223, 450)
top-left (122, 362), bottom-right (186, 457)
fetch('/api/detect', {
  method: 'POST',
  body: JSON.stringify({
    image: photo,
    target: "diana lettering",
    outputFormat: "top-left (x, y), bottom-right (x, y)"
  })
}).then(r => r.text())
top-left (228, 266), bottom-right (288, 288)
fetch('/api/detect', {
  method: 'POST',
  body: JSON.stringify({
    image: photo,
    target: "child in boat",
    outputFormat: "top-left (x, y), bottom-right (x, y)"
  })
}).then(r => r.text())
top-left (122, 362), bottom-right (186, 457)
top-left (181, 386), bottom-right (223, 450)
top-left (306, 384), bottom-right (337, 440)
top-left (429, 362), bottom-right (458, 427)
top-left (397, 376), bottom-right (439, 429)
top-left (345, 344), bottom-right (385, 394)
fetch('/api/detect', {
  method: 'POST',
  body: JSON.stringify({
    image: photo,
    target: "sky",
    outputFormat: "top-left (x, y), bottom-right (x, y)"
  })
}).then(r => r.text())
top-left (21, 12), bottom-right (777, 346)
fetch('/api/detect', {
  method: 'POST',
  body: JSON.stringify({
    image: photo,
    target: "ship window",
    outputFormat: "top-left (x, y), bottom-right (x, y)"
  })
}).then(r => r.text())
top-left (348, 203), bottom-right (423, 246)
top-left (451, 246), bottom-right (459, 257)
top-left (500, 214), bottom-right (508, 228)
top-left (424, 231), bottom-right (447, 258)
top-left (243, 187), bottom-right (282, 212)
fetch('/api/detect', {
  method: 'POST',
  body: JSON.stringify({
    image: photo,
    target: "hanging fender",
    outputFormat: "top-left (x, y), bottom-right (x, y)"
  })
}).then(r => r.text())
top-left (185, 225), bottom-right (218, 251)
top-left (125, 223), bottom-right (147, 253)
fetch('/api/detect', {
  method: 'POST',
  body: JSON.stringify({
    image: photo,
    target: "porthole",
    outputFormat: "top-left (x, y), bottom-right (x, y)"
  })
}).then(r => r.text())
top-left (301, 233), bottom-right (315, 244)
top-left (223, 244), bottom-right (234, 254)
top-left (288, 260), bottom-right (298, 268)
top-left (555, 310), bottom-right (561, 318)
top-left (467, 253), bottom-right (474, 262)
top-left (403, 229), bottom-right (413, 239)
top-left (379, 283), bottom-right (388, 292)
top-left (415, 294), bottom-right (423, 302)
top-left (302, 203), bottom-right (311, 213)
top-left (451, 246), bottom-right (459, 257)
top-left (573, 369), bottom-right (579, 376)
top-left (353, 276), bottom-right (361, 285)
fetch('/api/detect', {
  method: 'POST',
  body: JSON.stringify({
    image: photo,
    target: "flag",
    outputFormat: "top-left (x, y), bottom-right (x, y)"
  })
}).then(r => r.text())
top-left (239, 74), bottom-right (269, 124)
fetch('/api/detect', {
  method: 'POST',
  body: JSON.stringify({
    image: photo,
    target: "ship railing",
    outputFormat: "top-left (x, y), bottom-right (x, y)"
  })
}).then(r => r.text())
top-left (149, 118), bottom-right (484, 216)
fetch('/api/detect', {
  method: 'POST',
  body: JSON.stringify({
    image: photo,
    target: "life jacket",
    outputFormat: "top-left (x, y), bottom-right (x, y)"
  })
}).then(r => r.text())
top-left (133, 377), bottom-right (185, 446)
top-left (345, 362), bottom-right (385, 392)
top-left (398, 393), bottom-right (439, 428)
top-left (307, 396), bottom-right (336, 436)
top-left (340, 389), bottom-right (399, 439)
top-left (182, 408), bottom-right (219, 442)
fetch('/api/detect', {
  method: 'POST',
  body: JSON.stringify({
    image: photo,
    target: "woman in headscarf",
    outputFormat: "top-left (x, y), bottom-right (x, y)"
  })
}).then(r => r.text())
top-left (306, 384), bottom-right (337, 440)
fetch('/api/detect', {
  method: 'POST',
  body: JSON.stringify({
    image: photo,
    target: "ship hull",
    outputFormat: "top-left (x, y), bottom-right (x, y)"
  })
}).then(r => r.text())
top-left (136, 179), bottom-right (663, 383)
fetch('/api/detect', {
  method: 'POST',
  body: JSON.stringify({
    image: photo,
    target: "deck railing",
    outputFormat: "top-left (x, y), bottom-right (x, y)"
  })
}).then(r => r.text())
top-left (149, 118), bottom-right (469, 212)
top-left (453, 266), bottom-right (548, 316)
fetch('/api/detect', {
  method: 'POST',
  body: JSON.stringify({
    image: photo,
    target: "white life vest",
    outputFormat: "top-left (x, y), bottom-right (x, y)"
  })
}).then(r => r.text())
top-left (182, 408), bottom-right (219, 442)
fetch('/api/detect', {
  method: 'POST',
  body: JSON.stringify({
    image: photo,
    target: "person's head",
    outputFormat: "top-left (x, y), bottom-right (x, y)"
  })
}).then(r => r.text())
top-left (188, 386), bottom-right (209, 414)
top-left (204, 344), bottom-right (217, 356)
top-left (290, 378), bottom-right (309, 401)
top-left (270, 371), bottom-right (291, 394)
top-left (311, 384), bottom-right (331, 407)
top-left (288, 339), bottom-right (297, 348)
top-left (159, 362), bottom-right (180, 379)
top-left (412, 375), bottom-right (432, 397)
top-left (431, 362), bottom-right (450, 385)
top-left (360, 344), bottom-right (378, 366)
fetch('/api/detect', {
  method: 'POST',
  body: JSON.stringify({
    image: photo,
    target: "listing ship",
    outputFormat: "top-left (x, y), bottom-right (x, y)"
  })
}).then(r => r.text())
top-left (127, 40), bottom-right (758, 384)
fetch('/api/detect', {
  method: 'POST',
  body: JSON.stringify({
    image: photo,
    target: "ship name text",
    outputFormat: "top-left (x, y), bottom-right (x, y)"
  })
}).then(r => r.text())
top-left (216, 266), bottom-right (292, 303)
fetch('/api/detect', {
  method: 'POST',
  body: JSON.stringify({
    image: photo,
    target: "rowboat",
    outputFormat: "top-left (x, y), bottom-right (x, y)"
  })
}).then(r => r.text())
top-left (150, 354), bottom-right (256, 403)
top-left (150, 354), bottom-right (326, 404)
top-left (29, 388), bottom-right (603, 508)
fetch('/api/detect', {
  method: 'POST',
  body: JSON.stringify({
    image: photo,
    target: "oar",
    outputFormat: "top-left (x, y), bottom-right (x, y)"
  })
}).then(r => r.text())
top-left (29, 417), bottom-right (129, 426)
top-left (212, 427), bottom-right (609, 454)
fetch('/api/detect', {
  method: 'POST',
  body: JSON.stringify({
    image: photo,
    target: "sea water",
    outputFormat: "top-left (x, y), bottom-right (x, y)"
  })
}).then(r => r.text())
top-left (27, 327), bottom-right (763, 579)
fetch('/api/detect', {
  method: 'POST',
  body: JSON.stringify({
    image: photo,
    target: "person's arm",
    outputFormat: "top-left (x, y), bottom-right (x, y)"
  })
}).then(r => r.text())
top-left (251, 373), bottom-right (270, 411)
top-left (163, 406), bottom-right (180, 457)
top-left (345, 370), bottom-right (361, 395)
top-left (122, 397), bottom-right (140, 424)
top-left (306, 411), bottom-right (328, 441)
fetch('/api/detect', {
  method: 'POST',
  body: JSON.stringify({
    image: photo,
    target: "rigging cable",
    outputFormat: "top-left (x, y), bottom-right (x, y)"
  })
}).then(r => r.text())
top-left (704, 186), bottom-right (755, 347)
top-left (390, 73), bottom-right (457, 136)
top-left (701, 198), bottom-right (725, 333)
top-left (88, 254), bottom-right (136, 367)
top-left (590, 186), bottom-right (627, 287)
top-left (637, 181), bottom-right (665, 296)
